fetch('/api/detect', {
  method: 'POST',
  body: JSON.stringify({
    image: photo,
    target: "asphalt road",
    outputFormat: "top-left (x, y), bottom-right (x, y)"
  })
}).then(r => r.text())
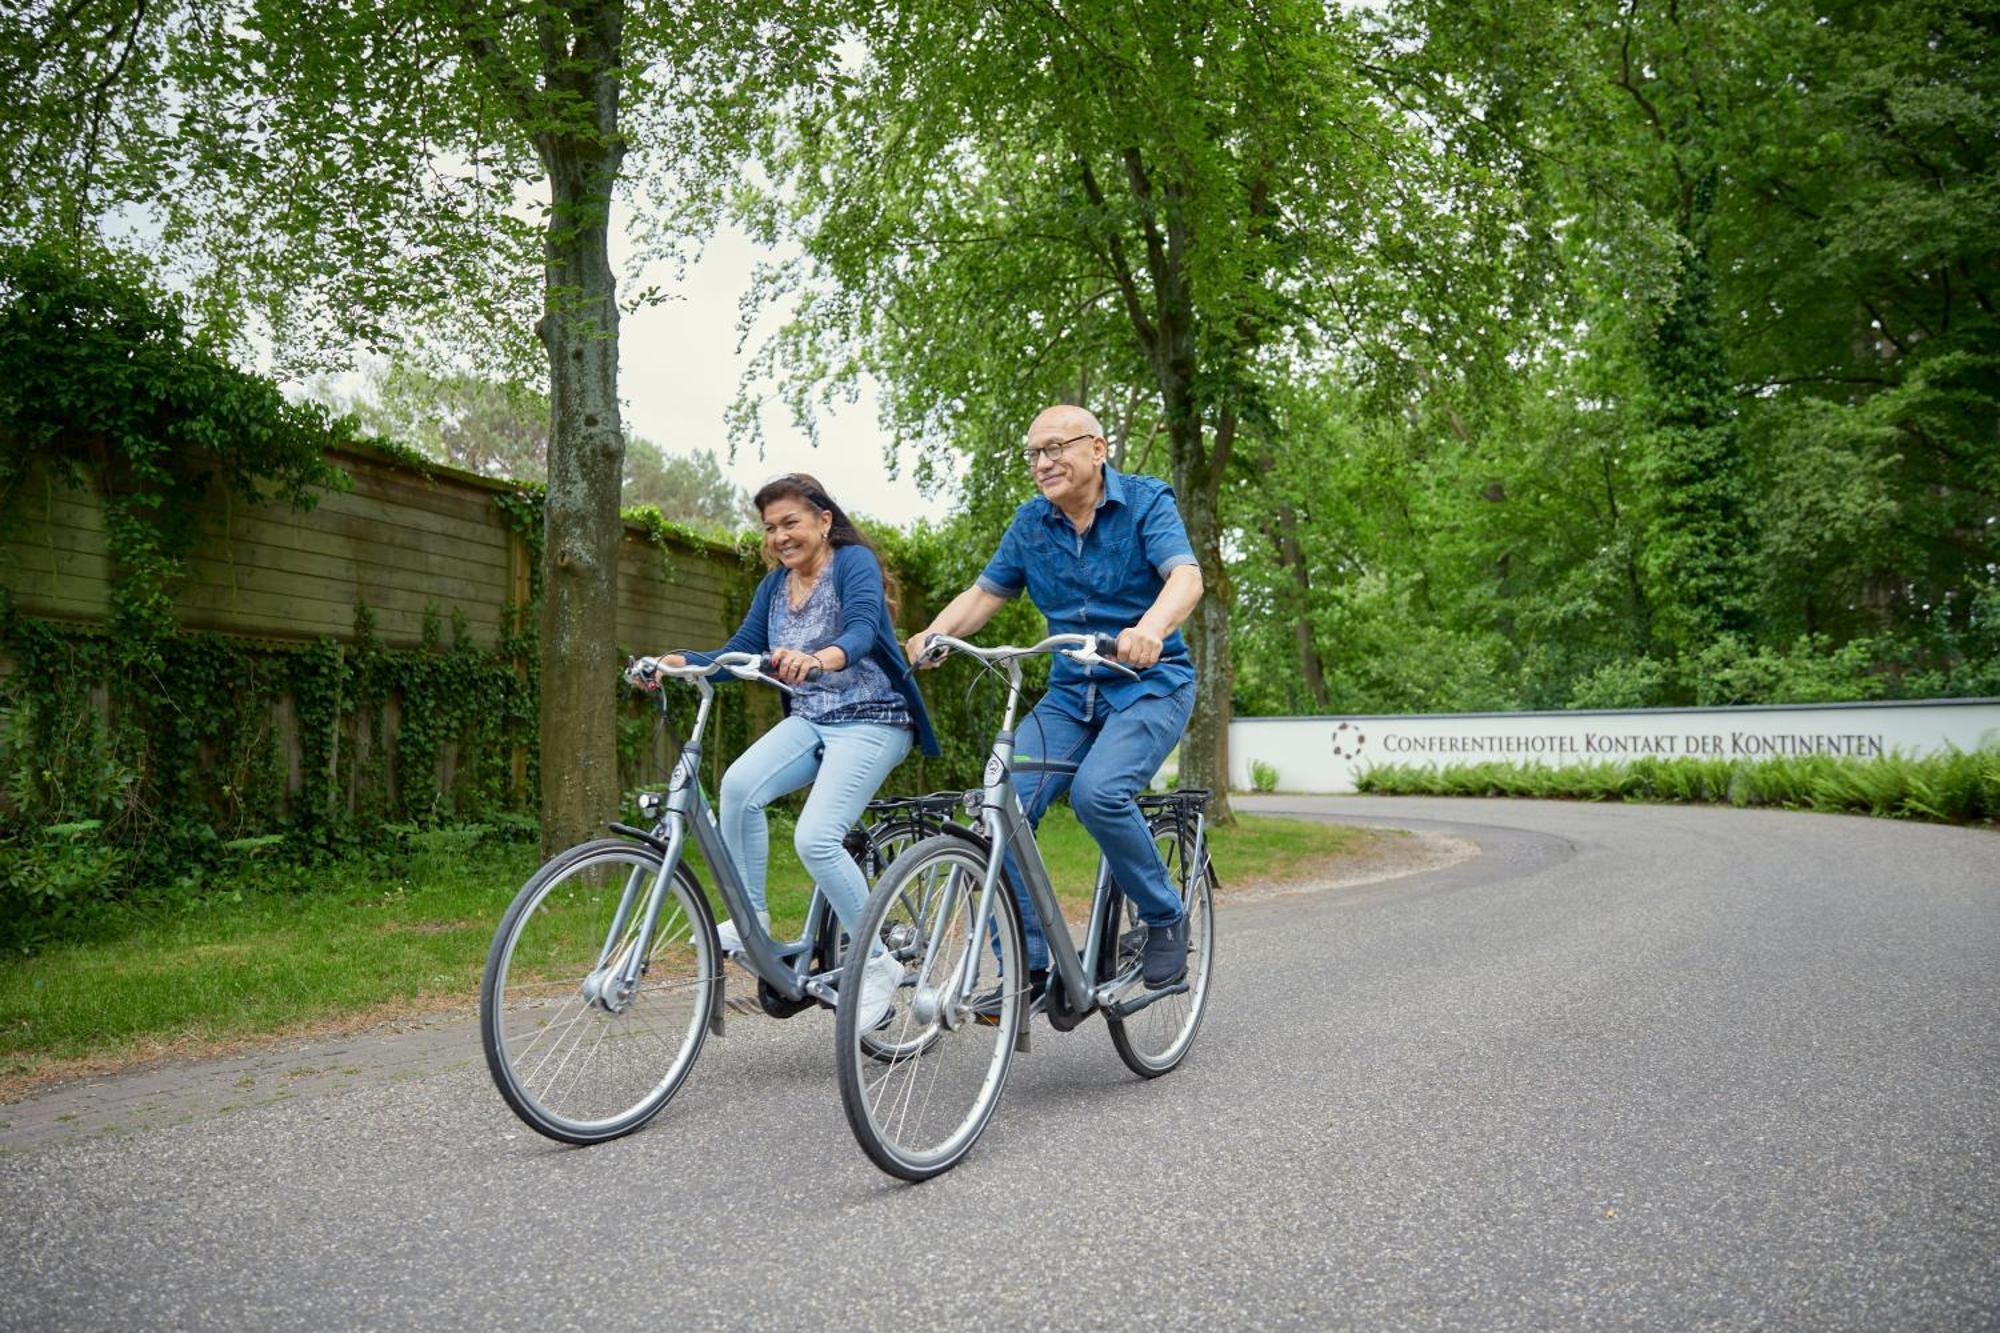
top-left (4, 797), bottom-right (1996, 1331)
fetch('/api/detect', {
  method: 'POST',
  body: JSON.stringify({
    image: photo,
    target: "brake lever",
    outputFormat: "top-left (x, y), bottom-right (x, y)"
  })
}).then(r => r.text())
top-left (1070, 639), bottom-right (1141, 681)
top-left (727, 655), bottom-right (821, 694)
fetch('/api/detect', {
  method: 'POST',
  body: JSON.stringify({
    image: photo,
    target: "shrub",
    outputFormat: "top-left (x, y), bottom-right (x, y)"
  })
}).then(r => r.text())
top-left (1250, 760), bottom-right (1279, 793)
top-left (1353, 745), bottom-right (1998, 825)
top-left (0, 821), bottom-right (126, 952)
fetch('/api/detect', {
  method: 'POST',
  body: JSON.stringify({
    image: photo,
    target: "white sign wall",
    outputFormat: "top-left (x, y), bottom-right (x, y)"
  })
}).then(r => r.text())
top-left (1229, 699), bottom-right (2000, 795)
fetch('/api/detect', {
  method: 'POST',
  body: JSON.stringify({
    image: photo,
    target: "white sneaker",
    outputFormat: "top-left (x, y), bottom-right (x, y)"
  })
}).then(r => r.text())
top-left (855, 951), bottom-right (905, 1031)
top-left (714, 911), bottom-right (771, 955)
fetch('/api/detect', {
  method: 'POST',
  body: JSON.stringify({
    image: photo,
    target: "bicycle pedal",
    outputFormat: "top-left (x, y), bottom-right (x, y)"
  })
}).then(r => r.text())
top-left (1107, 981), bottom-right (1189, 1019)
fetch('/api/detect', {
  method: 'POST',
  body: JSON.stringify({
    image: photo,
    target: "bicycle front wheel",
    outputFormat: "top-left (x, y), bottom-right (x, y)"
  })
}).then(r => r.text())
top-left (481, 839), bottom-right (719, 1144)
top-left (1107, 814), bottom-right (1215, 1078)
top-left (835, 835), bottom-right (1024, 1181)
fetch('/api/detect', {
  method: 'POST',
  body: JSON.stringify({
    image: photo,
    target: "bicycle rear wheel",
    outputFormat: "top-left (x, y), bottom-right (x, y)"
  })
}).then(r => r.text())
top-left (481, 838), bottom-right (719, 1144)
top-left (1106, 814), bottom-right (1215, 1077)
top-left (835, 835), bottom-right (1024, 1181)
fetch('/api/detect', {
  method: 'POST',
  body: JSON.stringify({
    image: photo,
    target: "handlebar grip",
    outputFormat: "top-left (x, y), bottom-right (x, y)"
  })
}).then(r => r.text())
top-left (754, 654), bottom-right (822, 682)
top-left (1093, 635), bottom-right (1120, 660)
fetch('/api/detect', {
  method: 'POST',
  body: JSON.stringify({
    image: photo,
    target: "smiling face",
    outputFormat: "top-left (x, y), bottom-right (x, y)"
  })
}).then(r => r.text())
top-left (1026, 406), bottom-right (1108, 513)
top-left (762, 495), bottom-right (833, 571)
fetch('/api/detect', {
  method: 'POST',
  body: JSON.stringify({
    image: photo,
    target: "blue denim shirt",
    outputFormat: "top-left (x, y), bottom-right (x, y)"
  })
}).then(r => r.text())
top-left (975, 464), bottom-right (1199, 710)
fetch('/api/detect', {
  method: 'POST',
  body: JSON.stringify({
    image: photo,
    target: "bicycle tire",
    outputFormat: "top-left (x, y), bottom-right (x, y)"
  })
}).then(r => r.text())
top-left (1106, 813), bottom-right (1215, 1078)
top-left (481, 838), bottom-right (720, 1144)
top-left (834, 834), bottom-right (1025, 1181)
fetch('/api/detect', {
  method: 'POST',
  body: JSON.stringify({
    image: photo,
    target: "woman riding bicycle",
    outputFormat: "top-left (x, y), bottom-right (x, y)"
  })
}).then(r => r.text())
top-left (640, 473), bottom-right (938, 1030)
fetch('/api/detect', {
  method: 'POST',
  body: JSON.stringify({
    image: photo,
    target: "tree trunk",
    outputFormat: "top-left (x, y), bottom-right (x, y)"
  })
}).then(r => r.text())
top-left (1177, 445), bottom-right (1234, 821)
top-left (1273, 503), bottom-right (1330, 710)
top-left (1636, 173), bottom-right (1755, 662)
top-left (1166, 403), bottom-right (1234, 824)
top-left (1255, 444), bottom-right (1331, 711)
top-left (533, 2), bottom-right (627, 855)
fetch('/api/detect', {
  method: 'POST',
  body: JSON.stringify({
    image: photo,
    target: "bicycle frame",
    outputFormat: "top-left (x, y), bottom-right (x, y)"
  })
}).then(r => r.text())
top-left (606, 660), bottom-right (842, 1008)
top-left (937, 637), bottom-right (1202, 1023)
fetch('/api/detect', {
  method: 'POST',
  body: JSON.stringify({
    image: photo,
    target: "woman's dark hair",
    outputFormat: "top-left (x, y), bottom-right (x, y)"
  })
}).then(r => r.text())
top-left (753, 472), bottom-right (901, 619)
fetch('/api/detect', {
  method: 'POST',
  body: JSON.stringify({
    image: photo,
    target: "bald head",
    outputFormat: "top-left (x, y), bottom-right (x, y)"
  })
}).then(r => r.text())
top-left (1027, 403), bottom-right (1105, 443)
top-left (1024, 403), bottom-right (1109, 517)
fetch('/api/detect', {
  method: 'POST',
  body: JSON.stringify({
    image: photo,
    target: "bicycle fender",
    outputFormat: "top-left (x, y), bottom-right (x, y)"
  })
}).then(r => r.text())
top-left (607, 822), bottom-right (670, 854)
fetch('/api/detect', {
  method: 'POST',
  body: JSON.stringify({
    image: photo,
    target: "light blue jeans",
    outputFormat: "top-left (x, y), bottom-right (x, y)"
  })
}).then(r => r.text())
top-left (717, 715), bottom-right (913, 931)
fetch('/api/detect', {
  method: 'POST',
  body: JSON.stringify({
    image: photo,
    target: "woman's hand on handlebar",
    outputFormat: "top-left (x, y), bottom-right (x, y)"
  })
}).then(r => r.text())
top-left (767, 646), bottom-right (823, 685)
top-left (625, 653), bottom-right (687, 691)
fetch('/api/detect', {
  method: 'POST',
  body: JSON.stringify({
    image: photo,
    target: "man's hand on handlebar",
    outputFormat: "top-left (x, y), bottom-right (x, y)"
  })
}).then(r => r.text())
top-left (1115, 626), bottom-right (1164, 671)
top-left (906, 628), bottom-right (946, 668)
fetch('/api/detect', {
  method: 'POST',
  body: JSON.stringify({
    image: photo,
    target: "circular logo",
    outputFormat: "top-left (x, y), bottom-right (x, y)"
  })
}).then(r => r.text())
top-left (983, 757), bottom-right (1004, 787)
top-left (1330, 721), bottom-right (1367, 760)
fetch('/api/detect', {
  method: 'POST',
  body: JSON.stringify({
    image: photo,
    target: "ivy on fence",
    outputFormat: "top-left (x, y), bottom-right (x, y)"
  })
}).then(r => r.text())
top-left (0, 241), bottom-right (1003, 950)
top-left (0, 244), bottom-right (694, 946)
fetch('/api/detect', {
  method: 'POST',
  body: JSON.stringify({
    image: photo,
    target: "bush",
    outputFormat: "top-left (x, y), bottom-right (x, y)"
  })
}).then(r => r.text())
top-left (1353, 745), bottom-right (2000, 825)
top-left (1250, 760), bottom-right (1279, 793)
top-left (0, 821), bottom-right (126, 952)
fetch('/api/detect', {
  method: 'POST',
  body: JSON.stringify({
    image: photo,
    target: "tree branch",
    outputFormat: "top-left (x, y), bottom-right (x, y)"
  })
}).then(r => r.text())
top-left (1121, 147), bottom-right (1175, 306)
top-left (1862, 299), bottom-right (1910, 357)
top-left (1077, 155), bottom-right (1158, 349)
top-left (1734, 373), bottom-right (1891, 397)
top-left (75, 0), bottom-right (147, 237)
top-left (443, 0), bottom-right (543, 130)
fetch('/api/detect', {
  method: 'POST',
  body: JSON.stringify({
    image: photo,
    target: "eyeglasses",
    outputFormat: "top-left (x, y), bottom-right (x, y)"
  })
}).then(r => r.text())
top-left (1019, 433), bottom-right (1097, 467)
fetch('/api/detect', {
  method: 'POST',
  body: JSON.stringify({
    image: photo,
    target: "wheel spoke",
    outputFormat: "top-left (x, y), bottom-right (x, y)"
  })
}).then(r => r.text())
top-left (482, 845), bottom-right (718, 1144)
top-left (839, 838), bottom-right (1020, 1179)
top-left (1107, 819), bottom-right (1214, 1077)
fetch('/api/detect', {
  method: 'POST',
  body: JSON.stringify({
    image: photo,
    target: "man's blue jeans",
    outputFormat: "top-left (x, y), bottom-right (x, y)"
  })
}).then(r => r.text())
top-left (1005, 681), bottom-right (1195, 971)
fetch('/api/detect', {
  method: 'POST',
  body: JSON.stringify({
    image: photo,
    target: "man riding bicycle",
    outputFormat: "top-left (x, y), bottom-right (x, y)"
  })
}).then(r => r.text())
top-left (907, 404), bottom-right (1205, 995)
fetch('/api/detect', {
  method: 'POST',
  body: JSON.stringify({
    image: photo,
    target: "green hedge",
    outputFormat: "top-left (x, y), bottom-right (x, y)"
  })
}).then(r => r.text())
top-left (1354, 746), bottom-right (2000, 825)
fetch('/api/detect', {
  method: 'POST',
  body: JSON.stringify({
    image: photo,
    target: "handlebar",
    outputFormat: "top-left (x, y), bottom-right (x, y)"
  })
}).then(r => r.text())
top-left (915, 632), bottom-right (1140, 681)
top-left (624, 651), bottom-right (821, 696)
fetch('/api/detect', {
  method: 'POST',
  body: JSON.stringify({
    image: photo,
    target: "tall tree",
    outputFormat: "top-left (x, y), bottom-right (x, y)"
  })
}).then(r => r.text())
top-left (3, 0), bottom-right (834, 848)
top-left (749, 0), bottom-right (1513, 816)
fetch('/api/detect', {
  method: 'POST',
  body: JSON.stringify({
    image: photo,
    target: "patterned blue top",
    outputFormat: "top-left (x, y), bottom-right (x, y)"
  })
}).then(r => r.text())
top-left (975, 463), bottom-right (1199, 709)
top-left (769, 572), bottom-right (912, 728)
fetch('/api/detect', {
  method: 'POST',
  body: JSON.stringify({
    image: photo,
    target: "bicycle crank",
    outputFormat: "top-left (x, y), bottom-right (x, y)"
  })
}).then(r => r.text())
top-left (1105, 981), bottom-right (1188, 1019)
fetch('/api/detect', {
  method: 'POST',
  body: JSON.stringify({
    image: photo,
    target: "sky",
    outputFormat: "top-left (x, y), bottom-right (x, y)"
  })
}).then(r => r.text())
top-left (614, 225), bottom-right (955, 530)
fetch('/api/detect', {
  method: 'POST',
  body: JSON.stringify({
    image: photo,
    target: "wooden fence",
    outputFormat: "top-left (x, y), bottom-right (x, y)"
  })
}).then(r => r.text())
top-left (0, 442), bottom-right (757, 818)
top-left (0, 443), bottom-right (744, 654)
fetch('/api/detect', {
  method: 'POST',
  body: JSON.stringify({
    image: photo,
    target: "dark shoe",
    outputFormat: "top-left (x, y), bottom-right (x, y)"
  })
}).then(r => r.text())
top-left (972, 968), bottom-right (1048, 1025)
top-left (1141, 918), bottom-right (1188, 988)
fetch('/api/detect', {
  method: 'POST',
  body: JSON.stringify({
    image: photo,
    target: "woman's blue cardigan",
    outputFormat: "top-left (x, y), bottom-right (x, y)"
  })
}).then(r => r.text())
top-left (691, 543), bottom-right (940, 758)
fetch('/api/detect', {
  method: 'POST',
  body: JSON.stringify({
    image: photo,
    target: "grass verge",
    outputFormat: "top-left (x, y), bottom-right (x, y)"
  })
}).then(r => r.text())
top-left (0, 807), bottom-right (1361, 1093)
top-left (1355, 745), bottom-right (2000, 824)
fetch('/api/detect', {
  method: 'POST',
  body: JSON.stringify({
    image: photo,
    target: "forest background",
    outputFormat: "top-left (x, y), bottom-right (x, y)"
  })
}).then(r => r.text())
top-left (3, 1), bottom-right (1995, 885)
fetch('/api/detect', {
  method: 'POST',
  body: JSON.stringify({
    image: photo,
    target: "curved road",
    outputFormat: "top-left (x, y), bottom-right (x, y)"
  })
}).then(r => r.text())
top-left (3, 797), bottom-right (1995, 1330)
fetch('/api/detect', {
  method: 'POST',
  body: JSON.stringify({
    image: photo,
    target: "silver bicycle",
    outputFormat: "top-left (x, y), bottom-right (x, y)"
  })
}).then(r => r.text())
top-left (832, 632), bottom-right (1217, 1180)
top-left (479, 651), bottom-right (926, 1145)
